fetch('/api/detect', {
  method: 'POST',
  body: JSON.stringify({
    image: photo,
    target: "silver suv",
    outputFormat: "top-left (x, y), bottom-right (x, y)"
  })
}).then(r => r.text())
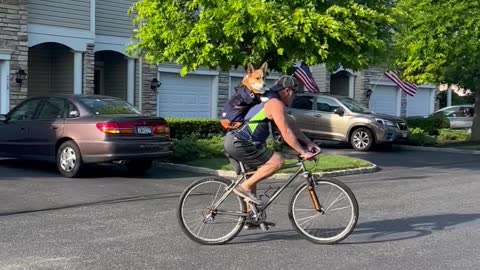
top-left (287, 93), bottom-right (408, 151)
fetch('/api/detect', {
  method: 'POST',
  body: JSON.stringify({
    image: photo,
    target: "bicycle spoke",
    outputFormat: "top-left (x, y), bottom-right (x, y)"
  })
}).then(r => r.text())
top-left (186, 217), bottom-right (204, 225)
top-left (211, 185), bottom-right (223, 206)
top-left (325, 193), bottom-right (346, 212)
top-left (327, 205), bottom-right (352, 212)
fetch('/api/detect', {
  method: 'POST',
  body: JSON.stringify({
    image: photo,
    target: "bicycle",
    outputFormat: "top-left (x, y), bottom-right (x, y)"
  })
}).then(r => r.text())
top-left (177, 151), bottom-right (359, 245)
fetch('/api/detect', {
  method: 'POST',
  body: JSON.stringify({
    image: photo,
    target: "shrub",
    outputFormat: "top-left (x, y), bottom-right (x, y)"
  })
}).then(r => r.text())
top-left (407, 127), bottom-right (437, 146)
top-left (166, 118), bottom-right (224, 139)
top-left (171, 135), bottom-right (225, 162)
top-left (437, 129), bottom-right (470, 143)
top-left (406, 116), bottom-right (449, 135)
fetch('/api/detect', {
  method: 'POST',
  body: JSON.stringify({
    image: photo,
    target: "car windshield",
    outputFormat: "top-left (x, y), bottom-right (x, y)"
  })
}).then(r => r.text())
top-left (80, 98), bottom-right (142, 115)
top-left (337, 97), bottom-right (372, 114)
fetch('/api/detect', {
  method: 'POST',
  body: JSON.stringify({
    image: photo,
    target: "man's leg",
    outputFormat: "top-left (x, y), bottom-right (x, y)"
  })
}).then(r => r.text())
top-left (240, 152), bottom-right (284, 191)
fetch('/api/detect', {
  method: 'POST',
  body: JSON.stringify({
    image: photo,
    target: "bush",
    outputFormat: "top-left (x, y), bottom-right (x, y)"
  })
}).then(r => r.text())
top-left (166, 118), bottom-right (224, 139)
top-left (406, 116), bottom-right (449, 135)
top-left (437, 129), bottom-right (470, 143)
top-left (171, 135), bottom-right (225, 162)
top-left (407, 127), bottom-right (437, 146)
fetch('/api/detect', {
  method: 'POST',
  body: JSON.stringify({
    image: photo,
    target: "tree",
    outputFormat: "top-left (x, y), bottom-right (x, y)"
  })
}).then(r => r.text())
top-left (393, 0), bottom-right (480, 140)
top-left (127, 0), bottom-right (395, 75)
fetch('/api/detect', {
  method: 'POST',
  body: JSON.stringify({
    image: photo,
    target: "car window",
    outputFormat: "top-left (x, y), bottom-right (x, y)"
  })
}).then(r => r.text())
top-left (291, 96), bottom-right (314, 110)
top-left (66, 102), bottom-right (80, 118)
top-left (37, 98), bottom-right (66, 120)
top-left (316, 97), bottom-right (342, 113)
top-left (337, 97), bottom-right (372, 114)
top-left (8, 99), bottom-right (42, 122)
top-left (80, 98), bottom-right (142, 116)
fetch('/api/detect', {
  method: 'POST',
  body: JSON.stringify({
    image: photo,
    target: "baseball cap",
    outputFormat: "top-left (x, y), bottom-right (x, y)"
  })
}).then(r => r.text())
top-left (269, 75), bottom-right (300, 92)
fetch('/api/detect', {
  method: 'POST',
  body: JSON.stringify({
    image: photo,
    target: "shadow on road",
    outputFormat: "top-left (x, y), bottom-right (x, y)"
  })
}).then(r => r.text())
top-left (232, 213), bottom-right (480, 245)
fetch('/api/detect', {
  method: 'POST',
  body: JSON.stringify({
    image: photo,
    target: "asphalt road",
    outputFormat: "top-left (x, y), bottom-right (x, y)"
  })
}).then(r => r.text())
top-left (0, 146), bottom-right (479, 270)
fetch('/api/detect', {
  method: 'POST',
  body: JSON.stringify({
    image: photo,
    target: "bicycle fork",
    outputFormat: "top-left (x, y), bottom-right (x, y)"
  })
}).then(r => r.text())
top-left (305, 174), bottom-right (325, 214)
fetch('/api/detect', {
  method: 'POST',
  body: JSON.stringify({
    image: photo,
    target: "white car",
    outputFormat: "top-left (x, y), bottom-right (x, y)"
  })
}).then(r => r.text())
top-left (432, 105), bottom-right (474, 129)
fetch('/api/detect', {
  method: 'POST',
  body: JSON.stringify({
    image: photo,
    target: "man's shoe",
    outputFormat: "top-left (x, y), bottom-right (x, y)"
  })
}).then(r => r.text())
top-left (243, 221), bottom-right (276, 230)
top-left (233, 186), bottom-right (263, 205)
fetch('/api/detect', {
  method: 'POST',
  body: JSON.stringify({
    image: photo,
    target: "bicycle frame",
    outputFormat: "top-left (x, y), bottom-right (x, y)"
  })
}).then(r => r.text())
top-left (211, 157), bottom-right (323, 217)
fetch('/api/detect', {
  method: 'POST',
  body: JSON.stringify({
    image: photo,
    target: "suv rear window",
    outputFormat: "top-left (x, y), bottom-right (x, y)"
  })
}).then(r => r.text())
top-left (80, 98), bottom-right (142, 116)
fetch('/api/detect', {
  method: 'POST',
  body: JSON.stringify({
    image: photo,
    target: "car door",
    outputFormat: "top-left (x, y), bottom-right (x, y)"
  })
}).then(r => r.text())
top-left (0, 98), bottom-right (43, 157)
top-left (27, 97), bottom-right (66, 160)
top-left (287, 95), bottom-right (319, 137)
top-left (314, 96), bottom-right (350, 140)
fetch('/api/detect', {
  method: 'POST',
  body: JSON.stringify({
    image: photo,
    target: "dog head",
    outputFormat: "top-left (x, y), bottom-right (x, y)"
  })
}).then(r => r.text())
top-left (242, 62), bottom-right (268, 94)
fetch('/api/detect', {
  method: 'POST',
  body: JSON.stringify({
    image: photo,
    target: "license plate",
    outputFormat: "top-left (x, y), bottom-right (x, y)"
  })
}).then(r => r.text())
top-left (137, 126), bottom-right (152, 135)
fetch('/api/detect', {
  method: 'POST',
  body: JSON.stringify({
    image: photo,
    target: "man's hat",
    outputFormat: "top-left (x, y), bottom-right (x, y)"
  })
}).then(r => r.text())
top-left (269, 75), bottom-right (300, 92)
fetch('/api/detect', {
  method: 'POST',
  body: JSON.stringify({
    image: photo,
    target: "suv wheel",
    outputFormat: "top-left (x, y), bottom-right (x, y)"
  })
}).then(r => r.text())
top-left (126, 159), bottom-right (153, 176)
top-left (57, 140), bottom-right (84, 178)
top-left (350, 128), bottom-right (374, 151)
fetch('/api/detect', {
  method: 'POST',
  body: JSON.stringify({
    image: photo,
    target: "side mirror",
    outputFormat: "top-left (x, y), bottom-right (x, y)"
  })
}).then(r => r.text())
top-left (0, 114), bottom-right (8, 122)
top-left (69, 110), bottom-right (79, 118)
top-left (333, 108), bottom-right (344, 116)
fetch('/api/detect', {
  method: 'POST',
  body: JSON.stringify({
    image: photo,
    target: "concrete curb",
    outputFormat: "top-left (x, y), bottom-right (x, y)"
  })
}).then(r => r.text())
top-left (397, 145), bottom-right (480, 155)
top-left (155, 162), bottom-right (380, 179)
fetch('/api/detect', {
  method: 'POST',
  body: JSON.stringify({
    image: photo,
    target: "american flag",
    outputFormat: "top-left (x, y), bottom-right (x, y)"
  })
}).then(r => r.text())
top-left (384, 71), bottom-right (417, 97)
top-left (293, 63), bottom-right (320, 93)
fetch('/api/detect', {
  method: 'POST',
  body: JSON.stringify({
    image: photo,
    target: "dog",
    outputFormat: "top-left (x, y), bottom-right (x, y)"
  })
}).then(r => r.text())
top-left (220, 62), bottom-right (268, 130)
top-left (241, 62), bottom-right (268, 94)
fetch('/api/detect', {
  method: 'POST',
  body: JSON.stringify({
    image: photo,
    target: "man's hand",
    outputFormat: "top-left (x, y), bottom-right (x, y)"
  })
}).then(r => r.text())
top-left (306, 142), bottom-right (321, 154)
top-left (300, 151), bottom-right (318, 160)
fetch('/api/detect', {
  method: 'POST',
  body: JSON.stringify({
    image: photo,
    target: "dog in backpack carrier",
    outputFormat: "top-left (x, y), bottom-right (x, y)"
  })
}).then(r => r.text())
top-left (220, 62), bottom-right (268, 130)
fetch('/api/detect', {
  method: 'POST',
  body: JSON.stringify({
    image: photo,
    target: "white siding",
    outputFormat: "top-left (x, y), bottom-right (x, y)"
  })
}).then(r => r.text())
top-left (28, 0), bottom-right (91, 30)
top-left (96, 0), bottom-right (135, 37)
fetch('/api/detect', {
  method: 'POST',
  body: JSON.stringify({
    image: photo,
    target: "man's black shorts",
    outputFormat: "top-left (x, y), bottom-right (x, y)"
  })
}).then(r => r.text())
top-left (224, 132), bottom-right (274, 169)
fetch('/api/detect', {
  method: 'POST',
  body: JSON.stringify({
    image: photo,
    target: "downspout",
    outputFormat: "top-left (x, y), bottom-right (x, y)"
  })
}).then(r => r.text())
top-left (138, 58), bottom-right (143, 112)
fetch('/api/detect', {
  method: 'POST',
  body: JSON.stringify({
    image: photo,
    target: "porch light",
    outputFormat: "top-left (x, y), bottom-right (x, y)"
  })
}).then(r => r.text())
top-left (150, 78), bottom-right (161, 92)
top-left (366, 89), bottom-right (373, 98)
top-left (16, 69), bottom-right (27, 85)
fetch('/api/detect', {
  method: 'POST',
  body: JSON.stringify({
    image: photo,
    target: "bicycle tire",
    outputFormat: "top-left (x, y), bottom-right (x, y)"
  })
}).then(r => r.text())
top-left (177, 176), bottom-right (246, 245)
top-left (288, 176), bottom-right (359, 244)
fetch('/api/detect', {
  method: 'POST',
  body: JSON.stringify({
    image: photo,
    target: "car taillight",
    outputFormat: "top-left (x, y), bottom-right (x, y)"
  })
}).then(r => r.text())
top-left (96, 122), bottom-right (134, 134)
top-left (153, 123), bottom-right (170, 135)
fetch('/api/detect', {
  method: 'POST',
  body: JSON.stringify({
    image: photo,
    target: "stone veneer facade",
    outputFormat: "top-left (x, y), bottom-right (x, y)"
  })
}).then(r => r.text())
top-left (82, 43), bottom-right (95, 95)
top-left (0, 0), bottom-right (28, 109)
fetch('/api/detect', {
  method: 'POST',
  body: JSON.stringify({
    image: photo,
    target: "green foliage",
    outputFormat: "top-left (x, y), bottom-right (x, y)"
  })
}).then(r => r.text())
top-left (436, 129), bottom-right (470, 144)
top-left (407, 127), bottom-right (437, 146)
top-left (166, 118), bottom-right (224, 139)
top-left (406, 116), bottom-right (449, 135)
top-left (128, 0), bottom-right (395, 74)
top-left (171, 135), bottom-right (225, 162)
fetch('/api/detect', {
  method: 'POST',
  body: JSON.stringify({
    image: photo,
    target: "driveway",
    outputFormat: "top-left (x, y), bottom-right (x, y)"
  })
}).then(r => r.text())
top-left (0, 146), bottom-right (479, 270)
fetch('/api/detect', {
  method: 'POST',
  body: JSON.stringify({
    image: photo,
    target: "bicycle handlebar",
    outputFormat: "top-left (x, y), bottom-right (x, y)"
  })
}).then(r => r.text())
top-left (297, 149), bottom-right (322, 162)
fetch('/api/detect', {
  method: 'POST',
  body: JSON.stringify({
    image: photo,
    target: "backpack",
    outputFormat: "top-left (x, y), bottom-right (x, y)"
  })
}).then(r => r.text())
top-left (220, 85), bottom-right (262, 130)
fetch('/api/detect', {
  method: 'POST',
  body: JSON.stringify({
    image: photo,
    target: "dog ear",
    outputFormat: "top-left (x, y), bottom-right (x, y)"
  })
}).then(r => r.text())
top-left (260, 62), bottom-right (268, 74)
top-left (246, 63), bottom-right (255, 74)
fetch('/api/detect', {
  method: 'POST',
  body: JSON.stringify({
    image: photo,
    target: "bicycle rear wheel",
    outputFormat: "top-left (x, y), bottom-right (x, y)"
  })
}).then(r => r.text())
top-left (289, 177), bottom-right (359, 244)
top-left (177, 177), bottom-right (246, 245)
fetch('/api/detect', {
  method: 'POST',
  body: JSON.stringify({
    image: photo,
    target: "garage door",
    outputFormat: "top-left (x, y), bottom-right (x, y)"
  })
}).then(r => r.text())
top-left (369, 85), bottom-right (398, 116)
top-left (157, 73), bottom-right (213, 118)
top-left (230, 76), bottom-right (277, 97)
top-left (407, 88), bottom-right (433, 117)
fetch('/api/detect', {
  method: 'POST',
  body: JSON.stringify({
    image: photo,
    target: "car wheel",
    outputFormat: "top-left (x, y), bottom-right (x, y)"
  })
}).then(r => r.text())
top-left (350, 127), bottom-right (374, 151)
top-left (126, 159), bottom-right (153, 176)
top-left (57, 140), bottom-right (84, 178)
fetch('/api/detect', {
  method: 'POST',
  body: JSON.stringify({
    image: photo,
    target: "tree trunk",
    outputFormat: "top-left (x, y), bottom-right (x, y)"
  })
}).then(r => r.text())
top-left (471, 90), bottom-right (480, 141)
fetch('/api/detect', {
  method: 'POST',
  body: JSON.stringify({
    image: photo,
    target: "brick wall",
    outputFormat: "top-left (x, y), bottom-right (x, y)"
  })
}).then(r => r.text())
top-left (141, 62), bottom-right (158, 116)
top-left (82, 43), bottom-right (95, 95)
top-left (217, 71), bottom-right (229, 118)
top-left (0, 0), bottom-right (28, 109)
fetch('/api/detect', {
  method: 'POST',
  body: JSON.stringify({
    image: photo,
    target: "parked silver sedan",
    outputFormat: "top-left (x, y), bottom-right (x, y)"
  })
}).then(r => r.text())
top-left (432, 105), bottom-right (474, 129)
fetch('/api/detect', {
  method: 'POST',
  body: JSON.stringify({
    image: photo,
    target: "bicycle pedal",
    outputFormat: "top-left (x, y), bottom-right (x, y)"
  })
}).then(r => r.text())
top-left (259, 223), bottom-right (269, 231)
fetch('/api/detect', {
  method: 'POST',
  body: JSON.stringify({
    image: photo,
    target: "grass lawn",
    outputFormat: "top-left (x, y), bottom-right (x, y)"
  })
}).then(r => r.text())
top-left (185, 154), bottom-right (372, 173)
top-left (455, 145), bottom-right (480, 150)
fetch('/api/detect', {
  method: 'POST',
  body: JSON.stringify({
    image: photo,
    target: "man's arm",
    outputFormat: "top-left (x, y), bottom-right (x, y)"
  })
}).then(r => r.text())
top-left (265, 99), bottom-right (307, 155)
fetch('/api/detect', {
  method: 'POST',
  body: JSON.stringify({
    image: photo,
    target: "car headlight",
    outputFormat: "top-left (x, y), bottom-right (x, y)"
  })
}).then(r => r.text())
top-left (376, 118), bottom-right (397, 129)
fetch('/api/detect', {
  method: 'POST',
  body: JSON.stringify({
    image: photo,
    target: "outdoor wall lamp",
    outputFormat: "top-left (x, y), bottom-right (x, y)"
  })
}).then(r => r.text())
top-left (150, 78), bottom-right (161, 92)
top-left (366, 89), bottom-right (373, 98)
top-left (16, 69), bottom-right (27, 85)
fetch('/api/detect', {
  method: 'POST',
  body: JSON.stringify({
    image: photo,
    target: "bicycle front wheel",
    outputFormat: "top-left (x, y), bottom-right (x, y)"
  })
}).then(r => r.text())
top-left (177, 177), bottom-right (246, 245)
top-left (289, 177), bottom-right (359, 244)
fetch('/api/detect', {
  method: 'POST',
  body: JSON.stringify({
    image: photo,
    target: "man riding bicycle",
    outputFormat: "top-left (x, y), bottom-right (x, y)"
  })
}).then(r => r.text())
top-left (224, 75), bottom-right (321, 211)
